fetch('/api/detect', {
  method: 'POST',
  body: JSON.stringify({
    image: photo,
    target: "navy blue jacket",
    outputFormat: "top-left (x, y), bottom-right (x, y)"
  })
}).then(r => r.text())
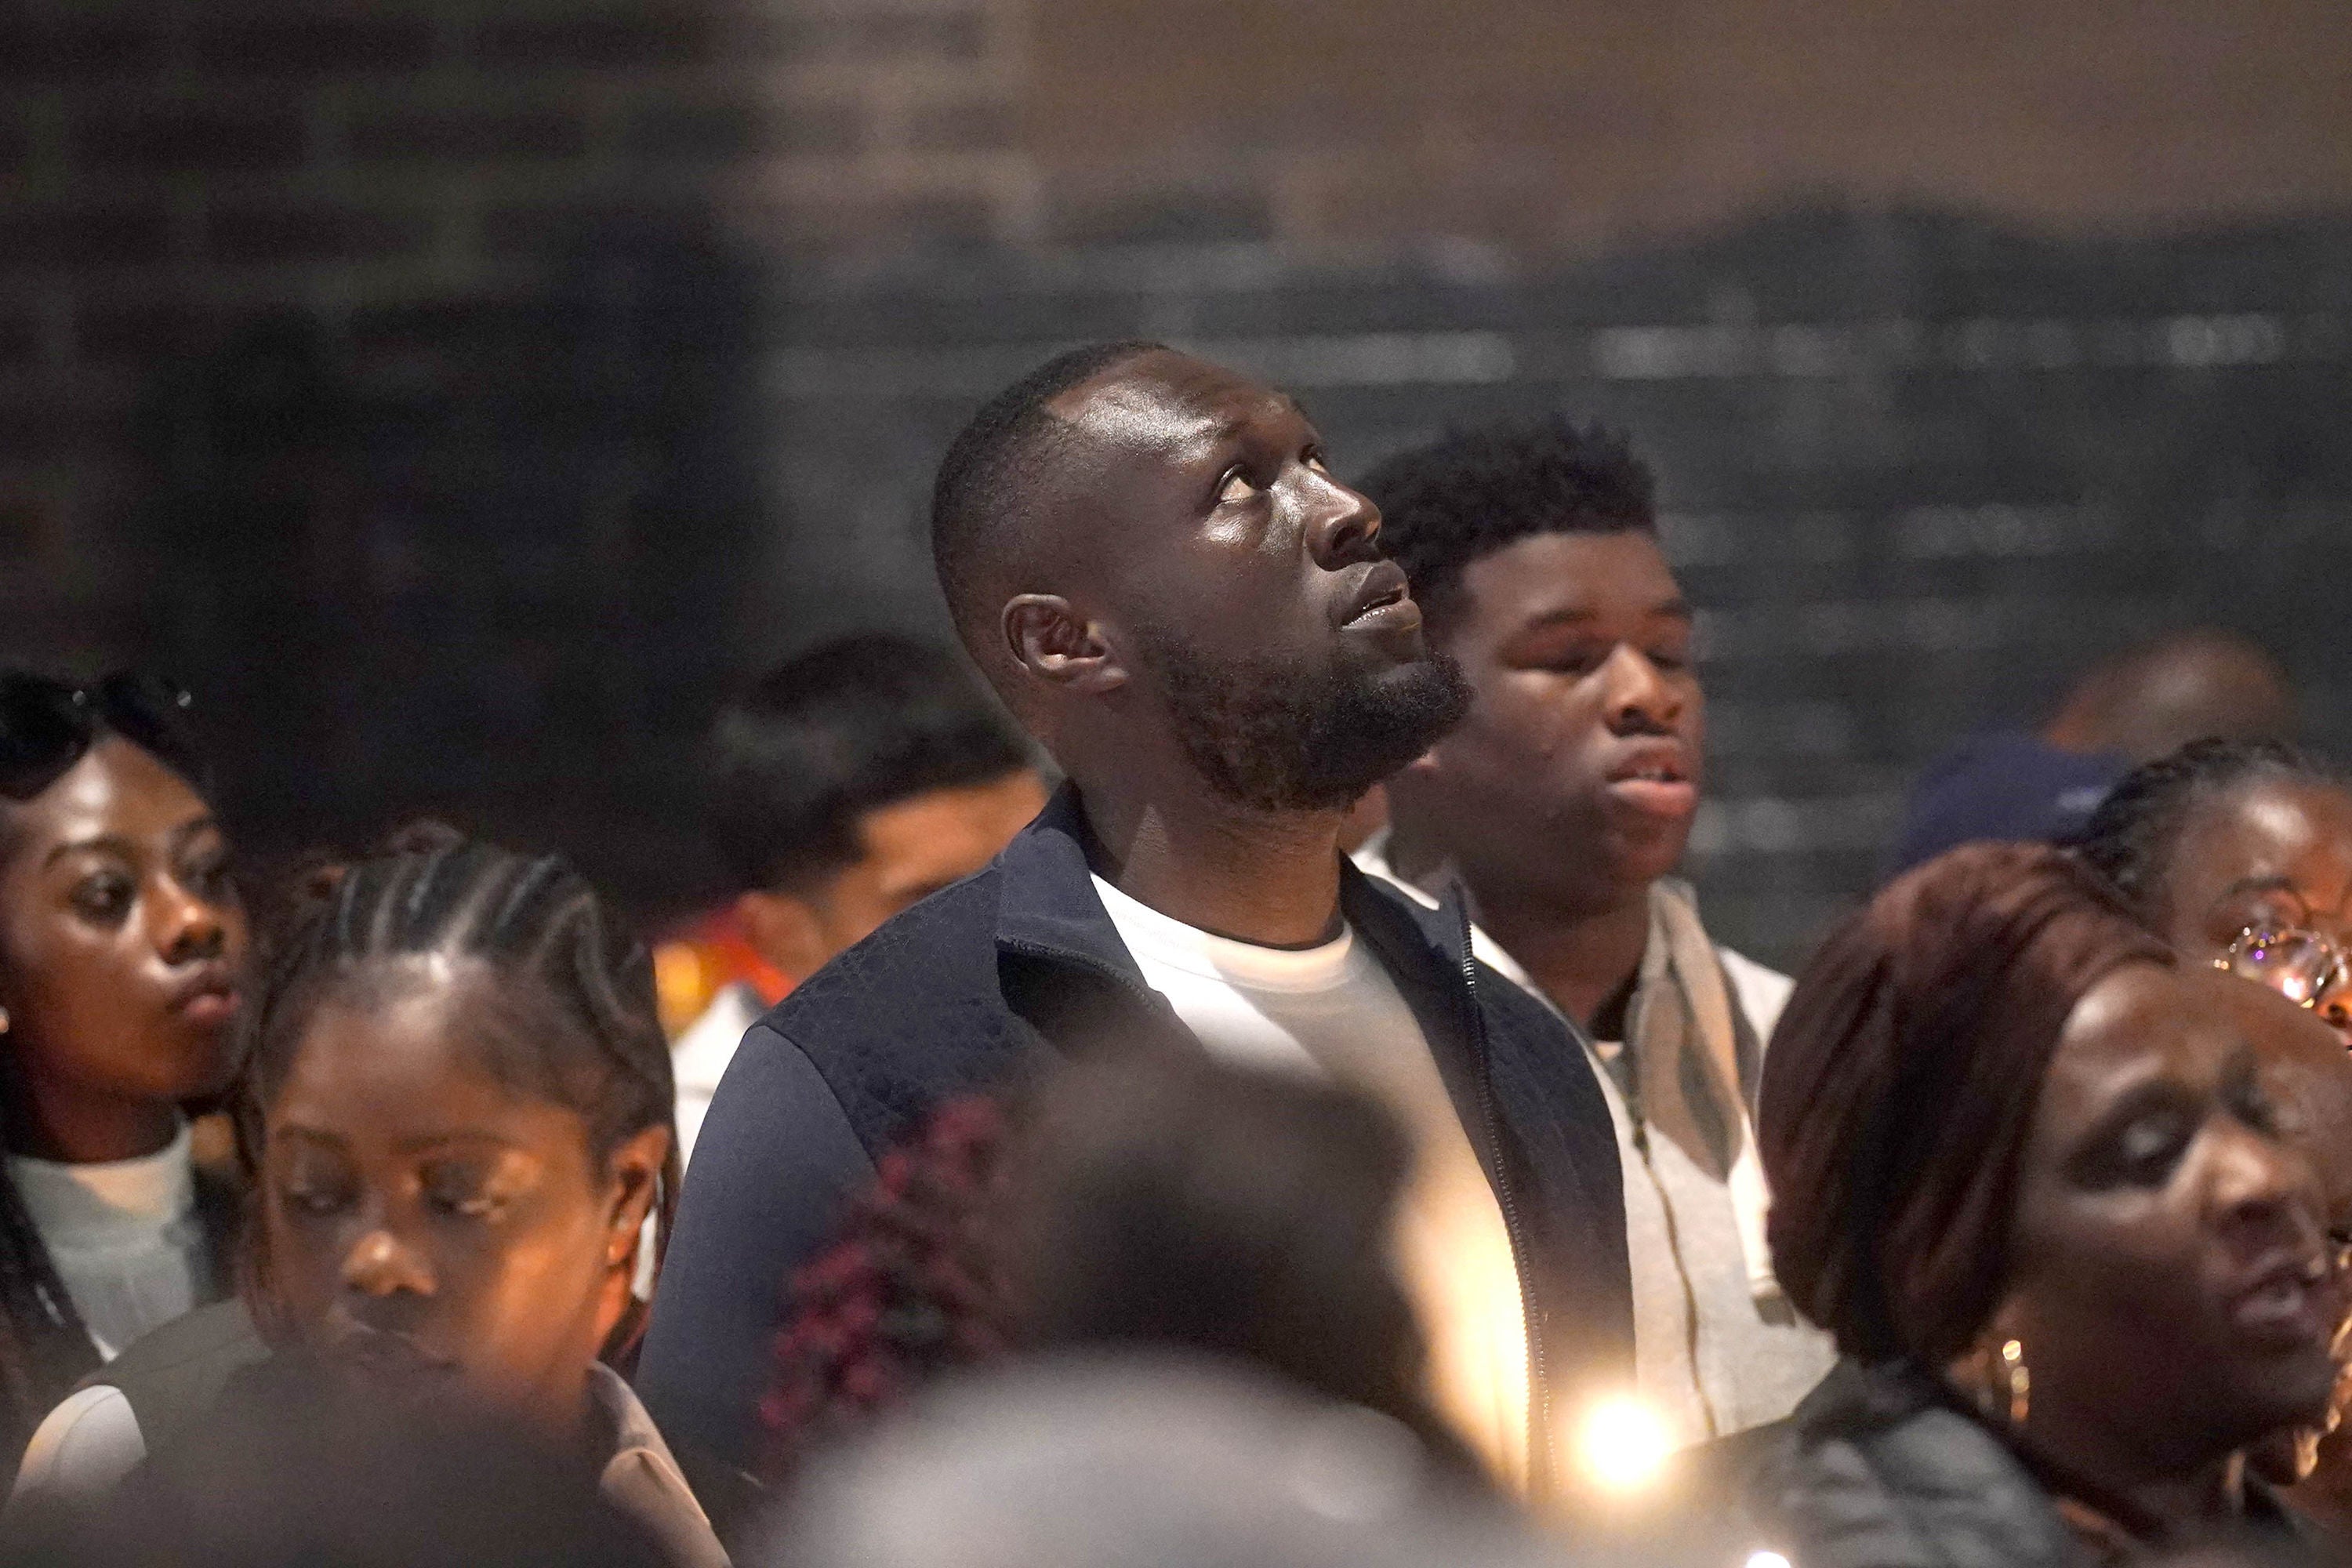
top-left (638, 786), bottom-right (1632, 1490)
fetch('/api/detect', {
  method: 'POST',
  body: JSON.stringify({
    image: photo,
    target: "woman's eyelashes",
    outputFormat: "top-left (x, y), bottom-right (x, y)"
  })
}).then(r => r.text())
top-left (423, 1163), bottom-right (506, 1220)
top-left (67, 866), bottom-right (134, 927)
top-left (2074, 1084), bottom-right (2199, 1188)
top-left (181, 842), bottom-right (234, 901)
top-left (2215, 896), bottom-right (2308, 942)
top-left (274, 1149), bottom-right (519, 1223)
top-left (2111, 1109), bottom-right (2194, 1185)
top-left (278, 1156), bottom-right (358, 1217)
top-left (2081, 1064), bottom-right (2279, 1192)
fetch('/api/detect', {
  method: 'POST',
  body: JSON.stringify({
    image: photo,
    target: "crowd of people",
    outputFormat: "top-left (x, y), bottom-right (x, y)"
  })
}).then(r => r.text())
top-left (0, 339), bottom-right (2344, 1568)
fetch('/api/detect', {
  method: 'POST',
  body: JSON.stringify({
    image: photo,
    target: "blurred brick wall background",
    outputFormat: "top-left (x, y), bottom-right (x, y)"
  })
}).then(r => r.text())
top-left (3, 0), bottom-right (2347, 958)
top-left (1024, 0), bottom-right (2352, 252)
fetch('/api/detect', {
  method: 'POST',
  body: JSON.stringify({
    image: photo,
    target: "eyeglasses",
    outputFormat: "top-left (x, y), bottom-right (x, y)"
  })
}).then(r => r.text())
top-left (2216, 924), bottom-right (2351, 1025)
top-left (0, 672), bottom-right (199, 801)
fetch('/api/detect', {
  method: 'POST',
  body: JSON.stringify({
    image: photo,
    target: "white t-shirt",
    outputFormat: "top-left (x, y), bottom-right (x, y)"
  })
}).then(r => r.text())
top-left (1089, 876), bottom-right (1533, 1492)
top-left (671, 982), bottom-right (762, 1172)
top-left (8, 1121), bottom-right (206, 1360)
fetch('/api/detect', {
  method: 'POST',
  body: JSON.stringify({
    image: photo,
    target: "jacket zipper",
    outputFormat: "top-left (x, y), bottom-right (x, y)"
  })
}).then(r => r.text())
top-left (1452, 899), bottom-right (1553, 1500)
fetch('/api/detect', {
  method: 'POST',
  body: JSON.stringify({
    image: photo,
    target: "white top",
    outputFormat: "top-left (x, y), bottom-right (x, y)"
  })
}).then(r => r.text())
top-left (1352, 838), bottom-right (1834, 1448)
top-left (8, 1122), bottom-right (206, 1361)
top-left (672, 983), bottom-right (762, 1172)
top-left (1089, 875), bottom-right (1534, 1494)
top-left (10, 1362), bottom-right (727, 1568)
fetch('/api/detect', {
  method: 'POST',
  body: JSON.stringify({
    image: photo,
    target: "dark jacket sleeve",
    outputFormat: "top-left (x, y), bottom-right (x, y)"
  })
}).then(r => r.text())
top-left (637, 1020), bottom-right (875, 1468)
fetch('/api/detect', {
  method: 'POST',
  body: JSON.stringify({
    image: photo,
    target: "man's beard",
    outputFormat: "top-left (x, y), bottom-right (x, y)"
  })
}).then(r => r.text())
top-left (1135, 629), bottom-right (1472, 812)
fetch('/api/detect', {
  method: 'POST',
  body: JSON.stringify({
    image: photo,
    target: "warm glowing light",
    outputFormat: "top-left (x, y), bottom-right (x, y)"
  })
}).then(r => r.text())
top-left (1575, 1395), bottom-right (1674, 1492)
top-left (1745, 1552), bottom-right (1793, 1568)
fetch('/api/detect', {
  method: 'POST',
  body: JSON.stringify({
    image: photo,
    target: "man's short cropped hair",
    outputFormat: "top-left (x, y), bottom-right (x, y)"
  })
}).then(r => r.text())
top-left (928, 340), bottom-right (1167, 654)
top-left (1355, 416), bottom-right (1656, 636)
top-left (708, 633), bottom-right (1034, 895)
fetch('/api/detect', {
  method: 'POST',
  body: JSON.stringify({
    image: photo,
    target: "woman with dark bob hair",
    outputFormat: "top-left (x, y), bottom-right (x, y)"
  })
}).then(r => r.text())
top-left (1726, 842), bottom-right (2343, 1565)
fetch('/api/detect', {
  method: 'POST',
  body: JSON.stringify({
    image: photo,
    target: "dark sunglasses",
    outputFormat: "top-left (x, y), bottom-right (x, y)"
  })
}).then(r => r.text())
top-left (0, 672), bottom-right (202, 801)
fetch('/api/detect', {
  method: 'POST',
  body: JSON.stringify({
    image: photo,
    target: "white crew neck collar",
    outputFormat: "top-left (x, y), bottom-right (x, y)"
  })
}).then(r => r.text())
top-left (1091, 874), bottom-right (1355, 993)
top-left (9, 1120), bottom-right (195, 1249)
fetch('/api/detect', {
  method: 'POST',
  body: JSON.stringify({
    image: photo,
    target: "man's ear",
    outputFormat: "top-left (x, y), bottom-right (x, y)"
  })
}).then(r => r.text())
top-left (602, 1123), bottom-right (673, 1269)
top-left (735, 888), bottom-right (830, 985)
top-left (1004, 594), bottom-right (1127, 696)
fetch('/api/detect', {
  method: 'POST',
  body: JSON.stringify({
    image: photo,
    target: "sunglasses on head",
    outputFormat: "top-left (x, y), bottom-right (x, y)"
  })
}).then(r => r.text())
top-left (0, 672), bottom-right (201, 802)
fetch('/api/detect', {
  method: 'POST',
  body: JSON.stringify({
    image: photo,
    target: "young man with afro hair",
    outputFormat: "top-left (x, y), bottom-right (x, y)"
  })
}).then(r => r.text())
top-left (1355, 416), bottom-right (1834, 1449)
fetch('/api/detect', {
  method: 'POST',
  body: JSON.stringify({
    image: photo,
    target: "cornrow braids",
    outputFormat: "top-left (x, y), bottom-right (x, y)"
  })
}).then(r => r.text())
top-left (238, 833), bottom-right (679, 1360)
top-left (2078, 739), bottom-right (2347, 917)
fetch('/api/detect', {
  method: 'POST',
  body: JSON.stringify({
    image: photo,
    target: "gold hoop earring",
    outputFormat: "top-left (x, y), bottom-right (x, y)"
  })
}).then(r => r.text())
top-left (1975, 1336), bottom-right (2031, 1427)
top-left (1998, 1338), bottom-right (2030, 1425)
top-left (1960, 1333), bottom-right (2031, 1427)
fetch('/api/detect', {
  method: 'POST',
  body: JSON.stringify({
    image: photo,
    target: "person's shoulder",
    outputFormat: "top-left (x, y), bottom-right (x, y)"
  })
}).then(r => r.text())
top-left (92, 1299), bottom-right (267, 1389)
top-left (739, 865), bottom-right (1026, 1160)
top-left (768, 864), bottom-right (1005, 1036)
top-left (10, 1384), bottom-right (146, 1513)
top-left (1717, 946), bottom-right (1795, 1042)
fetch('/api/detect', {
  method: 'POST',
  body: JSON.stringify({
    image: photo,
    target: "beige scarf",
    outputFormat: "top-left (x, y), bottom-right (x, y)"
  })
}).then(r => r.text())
top-left (1621, 879), bottom-right (1784, 1316)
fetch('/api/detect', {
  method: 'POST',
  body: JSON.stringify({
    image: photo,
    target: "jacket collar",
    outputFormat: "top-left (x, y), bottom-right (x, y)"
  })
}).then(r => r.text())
top-left (991, 781), bottom-right (1156, 987)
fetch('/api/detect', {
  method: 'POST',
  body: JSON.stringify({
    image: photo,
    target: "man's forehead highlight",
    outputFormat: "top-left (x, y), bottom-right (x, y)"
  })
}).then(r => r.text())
top-left (1045, 353), bottom-right (1301, 462)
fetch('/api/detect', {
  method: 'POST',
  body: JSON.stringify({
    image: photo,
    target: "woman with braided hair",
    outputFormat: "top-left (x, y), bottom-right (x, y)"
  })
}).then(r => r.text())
top-left (2079, 737), bottom-right (2352, 1045)
top-left (0, 672), bottom-right (246, 1490)
top-left (9, 832), bottom-right (746, 1566)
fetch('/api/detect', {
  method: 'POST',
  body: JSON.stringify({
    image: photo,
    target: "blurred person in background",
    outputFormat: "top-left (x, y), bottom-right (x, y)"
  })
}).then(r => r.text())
top-left (2080, 739), bottom-right (2352, 1045)
top-left (1889, 630), bottom-right (2296, 875)
top-left (7, 1364), bottom-right (664, 1568)
top-left (763, 1358), bottom-right (1581, 1568)
top-left (759, 1058), bottom-right (1475, 1488)
top-left (644, 342), bottom-right (1630, 1502)
top-left (10, 834), bottom-right (745, 1567)
top-left (0, 673), bottom-right (247, 1489)
top-left (672, 634), bottom-right (1045, 1166)
top-left (1721, 843), bottom-right (2338, 1565)
top-left (1356, 417), bottom-right (1833, 1451)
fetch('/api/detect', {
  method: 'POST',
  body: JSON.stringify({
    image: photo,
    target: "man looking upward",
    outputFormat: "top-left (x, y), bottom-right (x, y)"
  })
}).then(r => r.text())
top-left (1357, 418), bottom-right (1834, 1447)
top-left (641, 346), bottom-right (1631, 1497)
